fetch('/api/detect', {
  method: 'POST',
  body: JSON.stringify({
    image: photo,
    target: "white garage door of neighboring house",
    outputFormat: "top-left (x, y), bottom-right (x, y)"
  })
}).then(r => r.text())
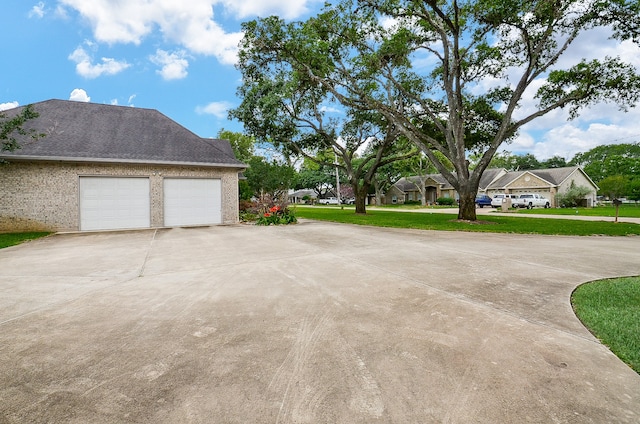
top-left (79, 177), bottom-right (151, 231)
top-left (164, 178), bottom-right (222, 227)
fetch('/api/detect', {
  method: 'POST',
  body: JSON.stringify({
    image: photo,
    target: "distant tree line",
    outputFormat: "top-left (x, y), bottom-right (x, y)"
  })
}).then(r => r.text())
top-left (221, 126), bottom-right (640, 205)
top-left (483, 143), bottom-right (640, 201)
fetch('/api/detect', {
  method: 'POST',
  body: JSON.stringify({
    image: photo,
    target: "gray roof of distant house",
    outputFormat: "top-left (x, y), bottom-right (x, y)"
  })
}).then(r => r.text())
top-left (394, 174), bottom-right (453, 192)
top-left (1, 99), bottom-right (247, 168)
top-left (487, 166), bottom-right (583, 189)
top-left (390, 166), bottom-right (596, 194)
top-left (394, 168), bottom-right (504, 193)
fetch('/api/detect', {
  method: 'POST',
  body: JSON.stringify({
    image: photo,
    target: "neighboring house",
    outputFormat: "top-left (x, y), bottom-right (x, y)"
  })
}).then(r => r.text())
top-left (387, 166), bottom-right (597, 207)
top-left (0, 99), bottom-right (247, 232)
top-left (387, 168), bottom-right (506, 204)
top-left (485, 166), bottom-right (598, 207)
top-left (288, 189), bottom-right (317, 204)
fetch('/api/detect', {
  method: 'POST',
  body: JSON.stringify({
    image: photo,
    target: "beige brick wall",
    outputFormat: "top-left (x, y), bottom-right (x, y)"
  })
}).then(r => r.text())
top-left (0, 161), bottom-right (240, 232)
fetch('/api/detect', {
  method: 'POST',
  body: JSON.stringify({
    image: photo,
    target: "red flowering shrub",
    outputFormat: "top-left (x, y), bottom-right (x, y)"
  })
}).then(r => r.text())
top-left (256, 202), bottom-right (296, 225)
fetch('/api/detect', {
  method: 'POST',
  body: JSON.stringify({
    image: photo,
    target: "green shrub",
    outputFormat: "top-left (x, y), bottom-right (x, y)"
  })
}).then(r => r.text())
top-left (556, 183), bottom-right (592, 207)
top-left (436, 197), bottom-right (456, 206)
top-left (239, 211), bottom-right (258, 222)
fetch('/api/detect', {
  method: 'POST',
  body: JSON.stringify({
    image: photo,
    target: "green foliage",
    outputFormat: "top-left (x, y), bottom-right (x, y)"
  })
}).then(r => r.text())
top-left (436, 197), bottom-right (456, 206)
top-left (483, 152), bottom-right (567, 171)
top-left (572, 277), bottom-right (640, 373)
top-left (244, 156), bottom-right (295, 200)
top-left (231, 17), bottom-right (419, 214)
top-left (216, 129), bottom-right (255, 163)
top-left (537, 58), bottom-right (640, 119)
top-left (1, 104), bottom-right (43, 154)
top-left (628, 178), bottom-right (640, 202)
top-left (212, 130), bottom-right (256, 200)
top-left (541, 155), bottom-right (567, 169)
top-left (295, 165), bottom-right (335, 197)
top-left (556, 183), bottom-right (592, 207)
top-left (598, 175), bottom-right (628, 199)
top-left (238, 179), bottom-right (253, 201)
top-left (570, 143), bottom-right (640, 182)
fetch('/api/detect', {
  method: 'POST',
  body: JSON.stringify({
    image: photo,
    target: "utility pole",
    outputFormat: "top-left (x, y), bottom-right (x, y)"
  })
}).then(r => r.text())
top-left (335, 152), bottom-right (341, 205)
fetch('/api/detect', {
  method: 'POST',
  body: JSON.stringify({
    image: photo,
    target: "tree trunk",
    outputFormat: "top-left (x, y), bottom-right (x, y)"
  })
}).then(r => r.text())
top-left (457, 189), bottom-right (477, 220)
top-left (373, 180), bottom-right (383, 206)
top-left (354, 183), bottom-right (369, 214)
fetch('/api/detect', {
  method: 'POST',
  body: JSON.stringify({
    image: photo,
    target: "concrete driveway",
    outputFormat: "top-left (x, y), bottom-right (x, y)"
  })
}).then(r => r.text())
top-left (1, 222), bottom-right (639, 423)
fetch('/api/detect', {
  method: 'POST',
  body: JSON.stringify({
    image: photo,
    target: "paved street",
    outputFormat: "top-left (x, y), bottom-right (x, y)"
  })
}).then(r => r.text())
top-left (1, 222), bottom-right (639, 423)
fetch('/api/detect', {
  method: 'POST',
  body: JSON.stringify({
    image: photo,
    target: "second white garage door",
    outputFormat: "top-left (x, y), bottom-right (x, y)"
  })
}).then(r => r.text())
top-left (164, 178), bottom-right (222, 227)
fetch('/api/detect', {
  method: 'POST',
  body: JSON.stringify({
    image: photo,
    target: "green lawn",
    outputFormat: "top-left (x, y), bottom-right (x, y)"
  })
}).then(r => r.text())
top-left (0, 232), bottom-right (51, 249)
top-left (516, 204), bottom-right (640, 218)
top-left (294, 206), bottom-right (640, 236)
top-left (572, 277), bottom-right (640, 374)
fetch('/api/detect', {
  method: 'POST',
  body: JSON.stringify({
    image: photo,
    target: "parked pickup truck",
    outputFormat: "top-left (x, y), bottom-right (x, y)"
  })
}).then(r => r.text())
top-left (318, 196), bottom-right (340, 205)
top-left (512, 193), bottom-right (550, 209)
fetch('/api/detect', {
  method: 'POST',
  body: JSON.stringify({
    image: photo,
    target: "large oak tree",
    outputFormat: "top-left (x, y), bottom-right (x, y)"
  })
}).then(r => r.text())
top-left (234, 0), bottom-right (640, 220)
top-left (230, 68), bottom-right (418, 213)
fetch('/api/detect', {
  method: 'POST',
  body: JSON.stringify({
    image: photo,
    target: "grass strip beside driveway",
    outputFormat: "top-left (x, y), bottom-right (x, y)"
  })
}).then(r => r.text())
top-left (515, 204), bottom-right (640, 218)
top-left (0, 232), bottom-right (51, 249)
top-left (572, 277), bottom-right (640, 374)
top-left (294, 207), bottom-right (640, 236)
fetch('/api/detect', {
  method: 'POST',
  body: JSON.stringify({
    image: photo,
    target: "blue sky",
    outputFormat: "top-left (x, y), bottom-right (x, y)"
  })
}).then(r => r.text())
top-left (2, 0), bottom-right (639, 161)
top-left (0, 0), bottom-right (322, 139)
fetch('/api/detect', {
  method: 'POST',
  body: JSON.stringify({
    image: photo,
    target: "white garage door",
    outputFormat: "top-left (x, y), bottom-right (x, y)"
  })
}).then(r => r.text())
top-left (79, 177), bottom-right (150, 231)
top-left (164, 178), bottom-right (221, 226)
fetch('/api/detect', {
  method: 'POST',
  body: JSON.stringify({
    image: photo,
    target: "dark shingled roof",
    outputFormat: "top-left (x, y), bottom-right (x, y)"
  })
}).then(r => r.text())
top-left (1, 99), bottom-right (247, 168)
top-left (394, 168), bottom-right (505, 193)
top-left (487, 166), bottom-right (583, 189)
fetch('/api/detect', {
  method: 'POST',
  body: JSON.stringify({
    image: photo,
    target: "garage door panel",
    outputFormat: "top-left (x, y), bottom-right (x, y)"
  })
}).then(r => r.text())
top-left (164, 178), bottom-right (221, 227)
top-left (80, 177), bottom-right (150, 231)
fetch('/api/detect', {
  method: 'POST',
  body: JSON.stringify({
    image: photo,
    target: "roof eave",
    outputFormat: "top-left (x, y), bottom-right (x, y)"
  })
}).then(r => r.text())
top-left (0, 155), bottom-right (249, 169)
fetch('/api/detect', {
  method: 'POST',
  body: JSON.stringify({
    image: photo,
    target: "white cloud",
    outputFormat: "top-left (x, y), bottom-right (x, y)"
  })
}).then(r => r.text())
top-left (510, 103), bottom-right (640, 160)
top-left (0, 101), bottom-right (19, 111)
top-left (319, 104), bottom-right (343, 114)
top-left (195, 101), bottom-right (233, 119)
top-left (68, 46), bottom-right (130, 78)
top-left (54, 4), bottom-right (69, 19)
top-left (218, 0), bottom-right (314, 19)
top-left (69, 88), bottom-right (91, 102)
top-left (109, 95), bottom-right (136, 107)
top-left (29, 2), bottom-right (45, 18)
top-left (58, 0), bottom-right (318, 65)
top-left (58, 0), bottom-right (253, 65)
top-left (150, 49), bottom-right (189, 80)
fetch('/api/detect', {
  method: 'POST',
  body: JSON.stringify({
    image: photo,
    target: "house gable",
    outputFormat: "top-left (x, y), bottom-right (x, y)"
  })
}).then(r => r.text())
top-left (554, 167), bottom-right (599, 192)
top-left (506, 171), bottom-right (553, 190)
